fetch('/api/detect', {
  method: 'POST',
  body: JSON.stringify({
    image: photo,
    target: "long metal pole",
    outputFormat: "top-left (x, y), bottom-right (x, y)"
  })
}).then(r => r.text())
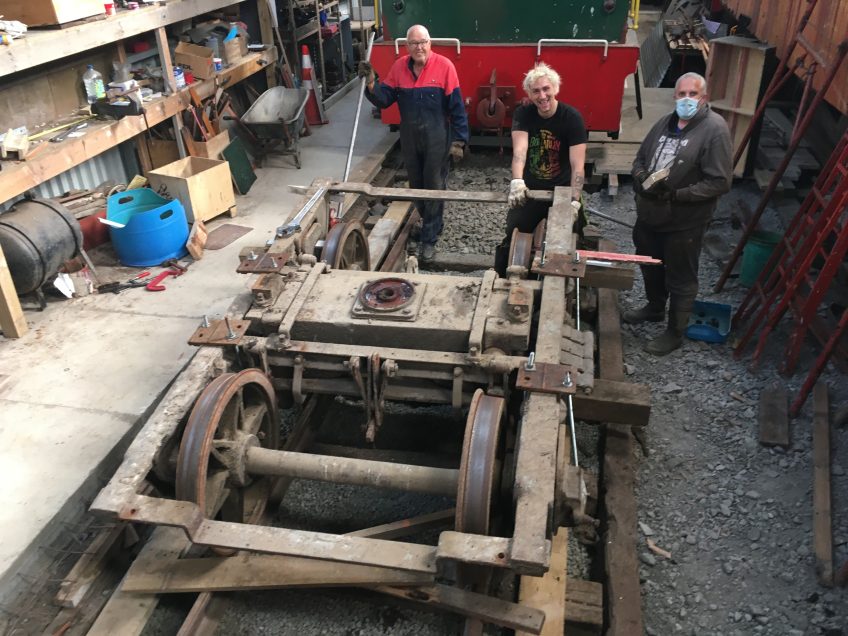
top-left (343, 31), bottom-right (376, 181)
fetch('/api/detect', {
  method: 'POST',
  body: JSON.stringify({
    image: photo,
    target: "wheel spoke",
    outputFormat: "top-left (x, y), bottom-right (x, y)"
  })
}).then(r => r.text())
top-left (242, 404), bottom-right (268, 436)
top-left (205, 469), bottom-right (230, 517)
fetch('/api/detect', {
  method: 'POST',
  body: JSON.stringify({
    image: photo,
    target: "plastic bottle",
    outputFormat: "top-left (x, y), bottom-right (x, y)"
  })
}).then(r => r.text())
top-left (82, 65), bottom-right (106, 104)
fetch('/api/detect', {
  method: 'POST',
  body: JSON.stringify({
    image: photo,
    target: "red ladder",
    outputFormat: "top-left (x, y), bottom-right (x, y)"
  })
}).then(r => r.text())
top-left (732, 130), bottom-right (848, 411)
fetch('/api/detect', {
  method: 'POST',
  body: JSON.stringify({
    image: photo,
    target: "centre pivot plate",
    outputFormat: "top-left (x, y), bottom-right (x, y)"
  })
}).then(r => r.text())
top-left (351, 277), bottom-right (427, 322)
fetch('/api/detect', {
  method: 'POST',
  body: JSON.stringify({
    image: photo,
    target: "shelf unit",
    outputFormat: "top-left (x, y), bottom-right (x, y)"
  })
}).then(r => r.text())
top-left (0, 0), bottom-right (279, 337)
top-left (283, 0), bottom-right (351, 102)
top-left (706, 36), bottom-right (775, 178)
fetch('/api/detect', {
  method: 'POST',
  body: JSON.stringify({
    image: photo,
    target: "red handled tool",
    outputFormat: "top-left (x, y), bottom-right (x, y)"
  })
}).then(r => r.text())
top-left (145, 268), bottom-right (182, 291)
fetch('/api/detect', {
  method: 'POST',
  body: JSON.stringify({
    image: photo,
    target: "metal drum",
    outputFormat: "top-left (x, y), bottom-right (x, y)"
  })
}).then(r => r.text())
top-left (0, 198), bottom-right (83, 294)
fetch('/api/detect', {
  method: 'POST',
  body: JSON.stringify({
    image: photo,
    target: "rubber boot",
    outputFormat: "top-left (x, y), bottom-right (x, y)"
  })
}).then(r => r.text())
top-left (622, 301), bottom-right (666, 325)
top-left (644, 310), bottom-right (690, 356)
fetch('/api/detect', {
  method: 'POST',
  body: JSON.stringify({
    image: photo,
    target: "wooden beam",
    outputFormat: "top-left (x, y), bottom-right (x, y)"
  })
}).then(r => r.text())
top-left (0, 242), bottom-right (27, 338)
top-left (56, 523), bottom-right (126, 608)
top-left (373, 584), bottom-right (546, 634)
top-left (510, 187), bottom-right (573, 574)
top-left (813, 381), bottom-right (833, 586)
top-left (572, 379), bottom-right (651, 426)
top-left (565, 578), bottom-right (603, 633)
top-left (0, 0), bottom-right (249, 76)
top-left (120, 552), bottom-right (434, 594)
top-left (257, 0), bottom-right (278, 88)
top-left (517, 527), bottom-right (568, 636)
top-left (759, 386), bottom-right (790, 448)
top-left (87, 527), bottom-right (190, 636)
top-left (597, 238), bottom-right (643, 636)
top-left (0, 50), bottom-right (275, 204)
top-left (299, 181), bottom-right (553, 205)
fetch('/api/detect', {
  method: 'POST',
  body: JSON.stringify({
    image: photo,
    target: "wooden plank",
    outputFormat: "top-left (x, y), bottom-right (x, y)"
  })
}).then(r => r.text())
top-left (368, 201), bottom-right (412, 269)
top-left (759, 386), bottom-right (790, 448)
top-left (572, 379), bottom-right (651, 426)
top-left (56, 523), bottom-right (126, 608)
top-left (0, 50), bottom-right (275, 204)
top-left (517, 527), bottom-right (568, 636)
top-left (597, 238), bottom-right (643, 636)
top-left (120, 552), bottom-right (434, 594)
top-left (0, 242), bottom-right (27, 338)
top-left (511, 187), bottom-right (573, 573)
top-left (373, 584), bottom-right (546, 635)
top-left (87, 527), bottom-right (190, 636)
top-left (0, 0), bottom-right (249, 76)
top-left (346, 508), bottom-right (456, 539)
top-left (565, 578), bottom-right (603, 632)
top-left (813, 381), bottom-right (834, 586)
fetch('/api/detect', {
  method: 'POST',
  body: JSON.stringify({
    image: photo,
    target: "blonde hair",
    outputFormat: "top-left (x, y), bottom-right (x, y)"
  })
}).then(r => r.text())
top-left (523, 63), bottom-right (561, 94)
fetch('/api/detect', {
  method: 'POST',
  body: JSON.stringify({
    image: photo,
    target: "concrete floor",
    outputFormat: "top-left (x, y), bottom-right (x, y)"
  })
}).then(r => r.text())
top-left (0, 85), bottom-right (395, 600)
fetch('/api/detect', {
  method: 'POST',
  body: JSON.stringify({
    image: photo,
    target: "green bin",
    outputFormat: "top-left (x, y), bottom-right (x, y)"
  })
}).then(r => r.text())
top-left (740, 230), bottom-right (781, 287)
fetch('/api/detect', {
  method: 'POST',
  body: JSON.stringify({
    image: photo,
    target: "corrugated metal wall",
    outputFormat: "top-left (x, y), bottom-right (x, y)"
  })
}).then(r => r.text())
top-left (1, 146), bottom-right (128, 212)
top-left (721, 0), bottom-right (848, 114)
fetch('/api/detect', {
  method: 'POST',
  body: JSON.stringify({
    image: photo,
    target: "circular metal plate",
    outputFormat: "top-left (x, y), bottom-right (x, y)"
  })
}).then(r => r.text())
top-left (176, 369), bottom-right (279, 526)
top-left (358, 277), bottom-right (416, 311)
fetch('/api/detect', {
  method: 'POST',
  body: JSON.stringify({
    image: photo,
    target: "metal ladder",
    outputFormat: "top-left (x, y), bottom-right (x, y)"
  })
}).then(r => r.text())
top-left (731, 130), bottom-right (848, 413)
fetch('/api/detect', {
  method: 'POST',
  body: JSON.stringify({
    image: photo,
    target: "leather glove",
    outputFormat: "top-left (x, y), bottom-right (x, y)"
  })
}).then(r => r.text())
top-left (357, 61), bottom-right (375, 85)
top-left (508, 178), bottom-right (529, 208)
top-left (449, 141), bottom-right (465, 163)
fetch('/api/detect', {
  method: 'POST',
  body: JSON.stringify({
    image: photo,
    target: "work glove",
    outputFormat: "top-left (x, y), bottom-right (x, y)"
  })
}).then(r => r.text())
top-left (357, 60), bottom-right (375, 85)
top-left (449, 141), bottom-right (465, 163)
top-left (632, 170), bottom-right (648, 195)
top-left (508, 178), bottom-right (528, 208)
top-left (652, 179), bottom-right (675, 202)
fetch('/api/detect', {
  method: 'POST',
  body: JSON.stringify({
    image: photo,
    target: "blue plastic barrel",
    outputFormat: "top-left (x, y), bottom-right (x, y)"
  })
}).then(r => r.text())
top-left (106, 189), bottom-right (189, 266)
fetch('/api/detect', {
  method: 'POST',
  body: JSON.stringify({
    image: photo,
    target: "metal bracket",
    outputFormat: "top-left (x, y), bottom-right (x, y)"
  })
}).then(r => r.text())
top-left (237, 252), bottom-right (288, 274)
top-left (531, 253), bottom-right (587, 278)
top-left (188, 318), bottom-right (251, 346)
top-left (515, 362), bottom-right (578, 396)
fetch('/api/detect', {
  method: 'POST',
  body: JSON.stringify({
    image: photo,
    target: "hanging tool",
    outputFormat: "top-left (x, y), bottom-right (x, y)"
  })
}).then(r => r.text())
top-left (145, 268), bottom-right (183, 291)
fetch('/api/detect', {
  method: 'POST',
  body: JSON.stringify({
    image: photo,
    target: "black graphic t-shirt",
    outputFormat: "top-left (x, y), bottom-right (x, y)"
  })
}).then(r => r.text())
top-left (512, 102), bottom-right (588, 190)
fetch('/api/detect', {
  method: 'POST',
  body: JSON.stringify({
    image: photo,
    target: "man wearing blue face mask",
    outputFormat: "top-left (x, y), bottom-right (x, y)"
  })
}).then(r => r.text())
top-left (624, 72), bottom-right (732, 356)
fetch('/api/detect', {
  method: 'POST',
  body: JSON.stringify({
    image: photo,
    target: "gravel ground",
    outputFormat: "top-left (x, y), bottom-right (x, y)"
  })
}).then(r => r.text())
top-left (145, 151), bottom-right (848, 634)
top-left (588, 179), bottom-right (848, 636)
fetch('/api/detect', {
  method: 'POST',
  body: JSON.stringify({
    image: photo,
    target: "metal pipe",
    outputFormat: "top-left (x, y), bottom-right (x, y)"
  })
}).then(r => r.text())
top-left (344, 31), bottom-right (376, 182)
top-left (277, 186), bottom-right (327, 236)
top-left (245, 446), bottom-right (459, 496)
top-left (585, 206), bottom-right (634, 229)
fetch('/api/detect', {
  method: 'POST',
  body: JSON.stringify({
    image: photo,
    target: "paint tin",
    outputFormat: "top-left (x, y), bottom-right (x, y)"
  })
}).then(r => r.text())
top-left (213, 57), bottom-right (223, 72)
top-left (174, 66), bottom-right (186, 89)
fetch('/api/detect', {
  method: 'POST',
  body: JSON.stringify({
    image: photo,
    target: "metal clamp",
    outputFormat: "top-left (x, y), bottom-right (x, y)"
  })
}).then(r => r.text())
top-left (394, 38), bottom-right (461, 56)
top-left (536, 39), bottom-right (609, 60)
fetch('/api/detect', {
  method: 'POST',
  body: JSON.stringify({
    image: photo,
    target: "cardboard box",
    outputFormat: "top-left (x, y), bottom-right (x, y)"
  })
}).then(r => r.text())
top-left (148, 157), bottom-right (236, 223)
top-left (194, 129), bottom-right (230, 160)
top-left (0, 0), bottom-right (104, 26)
top-left (174, 41), bottom-right (215, 80)
top-left (223, 35), bottom-right (249, 66)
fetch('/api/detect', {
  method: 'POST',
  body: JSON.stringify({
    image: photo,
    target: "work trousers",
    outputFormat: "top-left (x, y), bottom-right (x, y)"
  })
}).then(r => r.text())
top-left (400, 123), bottom-right (450, 246)
top-left (494, 200), bottom-right (550, 276)
top-left (632, 220), bottom-right (708, 312)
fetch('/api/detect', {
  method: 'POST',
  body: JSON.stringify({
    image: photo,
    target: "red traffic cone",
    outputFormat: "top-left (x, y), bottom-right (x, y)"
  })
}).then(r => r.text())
top-left (301, 45), bottom-right (327, 125)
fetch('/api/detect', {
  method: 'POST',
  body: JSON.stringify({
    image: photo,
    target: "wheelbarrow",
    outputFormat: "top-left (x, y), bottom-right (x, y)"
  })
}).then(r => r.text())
top-left (241, 87), bottom-right (310, 168)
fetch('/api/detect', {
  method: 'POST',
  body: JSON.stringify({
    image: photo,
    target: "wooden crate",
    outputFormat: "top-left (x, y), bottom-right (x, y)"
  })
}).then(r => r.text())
top-left (0, 0), bottom-right (104, 26)
top-left (148, 157), bottom-right (236, 223)
top-left (194, 130), bottom-right (230, 159)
